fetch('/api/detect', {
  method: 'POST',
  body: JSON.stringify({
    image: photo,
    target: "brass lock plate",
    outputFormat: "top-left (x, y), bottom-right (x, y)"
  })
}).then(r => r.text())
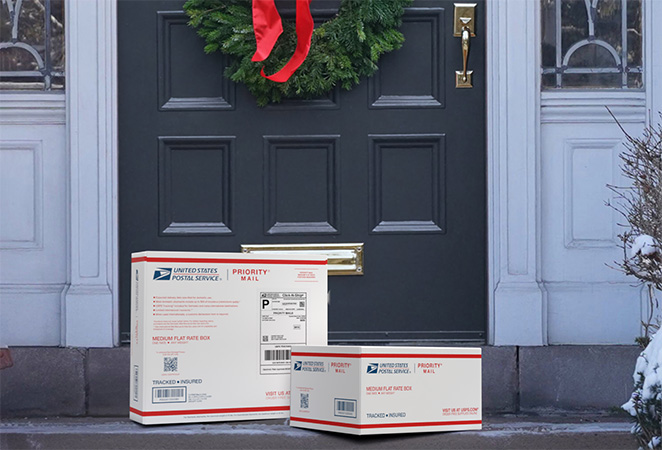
top-left (454, 3), bottom-right (476, 37)
top-left (456, 70), bottom-right (473, 88)
top-left (241, 243), bottom-right (364, 276)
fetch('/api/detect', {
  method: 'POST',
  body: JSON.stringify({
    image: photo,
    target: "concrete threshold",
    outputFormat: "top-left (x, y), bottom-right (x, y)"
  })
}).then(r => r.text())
top-left (0, 414), bottom-right (634, 449)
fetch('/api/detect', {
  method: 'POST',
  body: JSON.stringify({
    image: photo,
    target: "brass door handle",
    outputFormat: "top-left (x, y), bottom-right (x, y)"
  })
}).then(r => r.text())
top-left (460, 26), bottom-right (471, 83)
top-left (454, 3), bottom-right (476, 88)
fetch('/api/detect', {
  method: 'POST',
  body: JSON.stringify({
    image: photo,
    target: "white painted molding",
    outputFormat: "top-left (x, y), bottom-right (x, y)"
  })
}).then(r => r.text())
top-left (0, 284), bottom-right (66, 295)
top-left (0, 140), bottom-right (43, 249)
top-left (562, 138), bottom-right (622, 249)
top-left (641, 1), bottom-right (662, 342)
top-left (63, 0), bottom-right (118, 347)
top-left (0, 93), bottom-right (65, 125)
top-left (487, 0), bottom-right (546, 345)
top-left (0, 284), bottom-right (66, 346)
top-left (544, 282), bottom-right (642, 344)
top-left (541, 91), bottom-right (647, 123)
top-left (646, 0), bottom-right (662, 120)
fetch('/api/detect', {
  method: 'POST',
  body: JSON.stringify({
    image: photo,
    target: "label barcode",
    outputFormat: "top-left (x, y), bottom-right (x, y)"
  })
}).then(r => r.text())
top-left (300, 393), bottom-right (309, 409)
top-left (336, 400), bottom-right (354, 412)
top-left (134, 270), bottom-right (139, 311)
top-left (334, 398), bottom-right (357, 418)
top-left (152, 386), bottom-right (187, 403)
top-left (133, 365), bottom-right (139, 402)
top-left (264, 349), bottom-right (291, 361)
top-left (154, 388), bottom-right (185, 399)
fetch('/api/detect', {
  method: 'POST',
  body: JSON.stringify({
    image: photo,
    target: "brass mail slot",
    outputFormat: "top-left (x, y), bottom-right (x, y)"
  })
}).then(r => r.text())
top-left (241, 243), bottom-right (364, 276)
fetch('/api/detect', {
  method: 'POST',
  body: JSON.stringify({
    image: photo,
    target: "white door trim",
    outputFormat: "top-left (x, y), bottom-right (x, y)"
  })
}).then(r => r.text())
top-left (486, 0), bottom-right (546, 345)
top-left (63, 0), bottom-right (119, 346)
top-left (645, 0), bottom-right (662, 118)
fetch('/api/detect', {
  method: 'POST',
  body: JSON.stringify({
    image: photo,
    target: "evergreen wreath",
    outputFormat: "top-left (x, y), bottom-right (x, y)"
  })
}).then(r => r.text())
top-left (183, 0), bottom-right (412, 106)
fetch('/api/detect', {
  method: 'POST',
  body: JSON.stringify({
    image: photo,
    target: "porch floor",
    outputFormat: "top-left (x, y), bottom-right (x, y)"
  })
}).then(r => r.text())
top-left (0, 413), bottom-right (633, 449)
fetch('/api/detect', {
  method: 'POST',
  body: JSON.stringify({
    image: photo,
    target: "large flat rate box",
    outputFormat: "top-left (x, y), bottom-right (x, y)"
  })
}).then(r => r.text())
top-left (289, 345), bottom-right (481, 435)
top-left (130, 251), bottom-right (328, 425)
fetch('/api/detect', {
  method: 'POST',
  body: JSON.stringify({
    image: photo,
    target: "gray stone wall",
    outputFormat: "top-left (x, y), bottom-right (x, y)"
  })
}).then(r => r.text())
top-left (0, 346), bottom-right (641, 417)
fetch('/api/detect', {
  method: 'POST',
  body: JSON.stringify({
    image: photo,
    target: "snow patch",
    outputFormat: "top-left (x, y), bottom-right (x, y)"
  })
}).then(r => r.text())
top-left (631, 235), bottom-right (660, 257)
top-left (623, 331), bottom-right (662, 448)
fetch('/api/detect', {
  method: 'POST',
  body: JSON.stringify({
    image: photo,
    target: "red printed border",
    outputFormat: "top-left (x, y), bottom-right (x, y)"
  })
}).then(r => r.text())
top-left (131, 256), bottom-right (327, 265)
top-left (290, 416), bottom-right (481, 429)
top-left (130, 406), bottom-right (289, 417)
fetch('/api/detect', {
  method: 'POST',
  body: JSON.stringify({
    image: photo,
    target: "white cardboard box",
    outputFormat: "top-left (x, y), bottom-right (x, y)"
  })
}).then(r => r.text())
top-left (129, 251), bottom-right (327, 425)
top-left (289, 345), bottom-right (481, 435)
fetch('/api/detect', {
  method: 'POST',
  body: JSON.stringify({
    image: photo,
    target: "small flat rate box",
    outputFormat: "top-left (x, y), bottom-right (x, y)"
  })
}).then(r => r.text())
top-left (290, 345), bottom-right (481, 435)
top-left (130, 251), bottom-right (327, 425)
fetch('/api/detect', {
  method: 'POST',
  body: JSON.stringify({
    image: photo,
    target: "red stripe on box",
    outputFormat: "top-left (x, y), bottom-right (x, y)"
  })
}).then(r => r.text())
top-left (290, 416), bottom-right (482, 429)
top-left (131, 256), bottom-right (326, 265)
top-left (130, 406), bottom-right (289, 417)
top-left (290, 352), bottom-right (481, 359)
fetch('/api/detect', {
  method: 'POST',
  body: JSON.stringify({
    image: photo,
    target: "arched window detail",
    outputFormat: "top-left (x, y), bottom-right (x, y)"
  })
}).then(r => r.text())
top-left (541, 0), bottom-right (643, 89)
top-left (0, 0), bottom-right (65, 90)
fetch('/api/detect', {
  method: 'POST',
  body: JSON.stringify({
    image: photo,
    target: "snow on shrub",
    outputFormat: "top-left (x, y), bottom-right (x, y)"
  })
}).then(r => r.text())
top-left (608, 112), bottom-right (661, 448)
top-left (631, 235), bottom-right (660, 258)
top-left (623, 331), bottom-right (662, 449)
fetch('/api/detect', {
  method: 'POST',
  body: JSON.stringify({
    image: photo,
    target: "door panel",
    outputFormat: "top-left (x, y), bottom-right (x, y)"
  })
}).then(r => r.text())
top-left (118, 0), bottom-right (486, 343)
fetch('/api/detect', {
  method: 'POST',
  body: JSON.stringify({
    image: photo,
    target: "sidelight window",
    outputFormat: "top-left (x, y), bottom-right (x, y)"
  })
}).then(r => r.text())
top-left (541, 0), bottom-right (643, 89)
top-left (0, 0), bottom-right (65, 90)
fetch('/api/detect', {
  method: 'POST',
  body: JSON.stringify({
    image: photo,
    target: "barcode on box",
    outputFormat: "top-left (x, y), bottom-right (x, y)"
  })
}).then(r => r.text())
top-left (334, 398), bottom-right (357, 418)
top-left (300, 393), bottom-right (309, 409)
top-left (152, 386), bottom-right (187, 403)
top-left (264, 349), bottom-right (291, 361)
top-left (133, 365), bottom-right (139, 402)
top-left (336, 399), bottom-right (355, 412)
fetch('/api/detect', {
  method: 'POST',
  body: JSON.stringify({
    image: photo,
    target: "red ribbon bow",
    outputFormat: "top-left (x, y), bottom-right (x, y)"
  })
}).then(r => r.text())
top-left (251, 0), bottom-right (314, 82)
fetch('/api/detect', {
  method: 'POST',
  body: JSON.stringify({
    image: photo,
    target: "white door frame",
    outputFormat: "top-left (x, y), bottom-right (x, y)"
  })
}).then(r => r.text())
top-left (64, 0), bottom-right (662, 347)
top-left (486, 0), bottom-right (546, 345)
top-left (63, 0), bottom-right (118, 346)
top-left (486, 0), bottom-right (662, 345)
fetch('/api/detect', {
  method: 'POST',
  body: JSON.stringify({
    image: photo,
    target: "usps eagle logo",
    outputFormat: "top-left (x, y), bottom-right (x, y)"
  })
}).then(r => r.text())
top-left (153, 268), bottom-right (172, 281)
top-left (294, 361), bottom-right (303, 371)
top-left (367, 363), bottom-right (379, 374)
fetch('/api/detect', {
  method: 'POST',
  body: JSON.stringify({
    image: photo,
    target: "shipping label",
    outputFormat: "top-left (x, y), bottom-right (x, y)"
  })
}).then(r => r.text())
top-left (260, 292), bottom-right (307, 374)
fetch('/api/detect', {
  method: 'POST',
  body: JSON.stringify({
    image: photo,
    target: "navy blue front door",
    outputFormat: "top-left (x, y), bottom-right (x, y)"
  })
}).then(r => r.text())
top-left (118, 0), bottom-right (487, 343)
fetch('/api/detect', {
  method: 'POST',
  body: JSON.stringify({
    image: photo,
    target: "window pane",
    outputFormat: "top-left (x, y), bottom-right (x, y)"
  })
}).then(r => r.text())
top-left (628, 72), bottom-right (642, 89)
top-left (0, 0), bottom-right (65, 90)
top-left (542, 73), bottom-right (556, 89)
top-left (563, 73), bottom-right (621, 88)
top-left (541, 0), bottom-right (643, 90)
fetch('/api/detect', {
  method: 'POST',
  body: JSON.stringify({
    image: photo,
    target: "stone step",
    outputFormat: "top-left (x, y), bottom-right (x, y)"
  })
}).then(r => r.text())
top-left (0, 346), bottom-right (641, 417)
top-left (0, 415), bottom-right (634, 449)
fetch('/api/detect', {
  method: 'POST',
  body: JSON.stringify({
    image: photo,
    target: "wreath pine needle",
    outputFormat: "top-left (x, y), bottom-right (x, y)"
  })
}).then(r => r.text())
top-left (184, 0), bottom-right (412, 106)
